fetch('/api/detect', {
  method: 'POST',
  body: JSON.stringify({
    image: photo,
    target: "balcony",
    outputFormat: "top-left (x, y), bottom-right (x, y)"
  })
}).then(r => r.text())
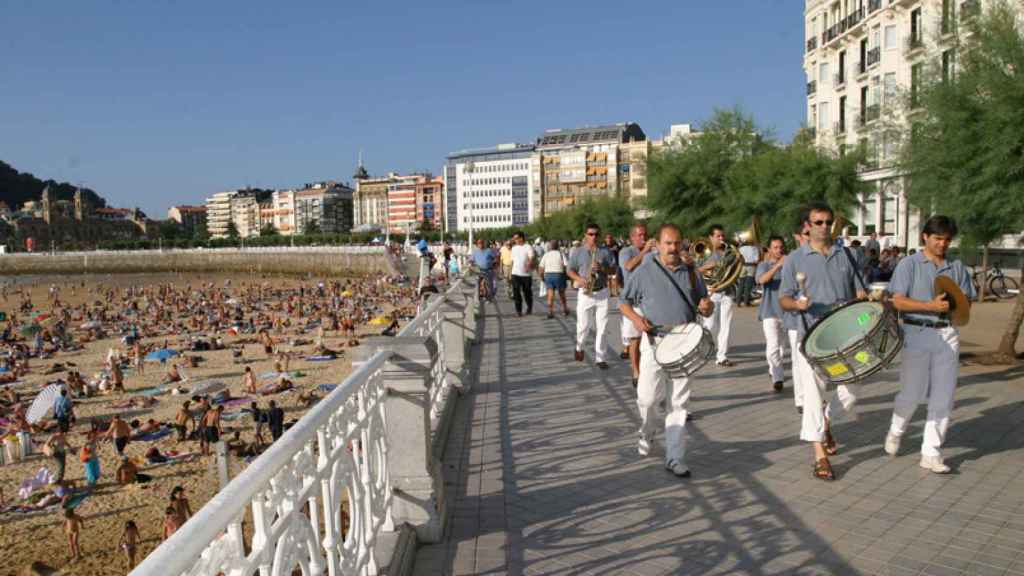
top-left (807, 80), bottom-right (817, 96)
top-left (835, 71), bottom-right (846, 88)
top-left (866, 46), bottom-right (881, 67)
top-left (868, 0), bottom-right (883, 13)
top-left (807, 37), bottom-right (818, 52)
top-left (834, 121), bottom-right (847, 135)
top-left (907, 34), bottom-right (925, 53)
top-left (859, 104), bottom-right (881, 125)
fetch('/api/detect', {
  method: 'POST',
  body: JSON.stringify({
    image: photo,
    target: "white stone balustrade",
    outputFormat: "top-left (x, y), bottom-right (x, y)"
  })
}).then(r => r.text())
top-left (131, 275), bottom-right (477, 576)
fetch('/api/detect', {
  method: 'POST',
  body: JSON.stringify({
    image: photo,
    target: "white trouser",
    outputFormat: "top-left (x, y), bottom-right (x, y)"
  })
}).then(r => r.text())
top-left (621, 307), bottom-right (642, 343)
top-left (789, 330), bottom-right (805, 408)
top-left (637, 335), bottom-right (692, 463)
top-left (889, 326), bottom-right (960, 457)
top-left (576, 288), bottom-right (610, 362)
top-left (762, 318), bottom-right (785, 383)
top-left (703, 292), bottom-right (733, 362)
top-left (794, 342), bottom-right (858, 442)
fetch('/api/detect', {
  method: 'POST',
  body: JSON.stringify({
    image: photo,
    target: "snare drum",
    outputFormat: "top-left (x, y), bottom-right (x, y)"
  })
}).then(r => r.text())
top-left (801, 300), bottom-right (903, 386)
top-left (653, 324), bottom-right (716, 378)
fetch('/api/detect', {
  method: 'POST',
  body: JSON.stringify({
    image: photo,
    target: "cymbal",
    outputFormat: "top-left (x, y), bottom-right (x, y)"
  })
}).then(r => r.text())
top-left (935, 275), bottom-right (970, 327)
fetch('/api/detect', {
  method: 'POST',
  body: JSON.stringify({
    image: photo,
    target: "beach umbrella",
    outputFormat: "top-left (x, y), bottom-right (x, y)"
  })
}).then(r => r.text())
top-left (19, 323), bottom-right (42, 338)
top-left (80, 320), bottom-right (102, 330)
top-left (27, 384), bottom-right (62, 424)
top-left (146, 348), bottom-right (180, 362)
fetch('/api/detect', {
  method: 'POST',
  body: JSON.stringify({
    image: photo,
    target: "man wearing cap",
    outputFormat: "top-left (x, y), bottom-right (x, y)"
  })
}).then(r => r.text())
top-left (883, 215), bottom-right (974, 474)
top-left (620, 223), bottom-right (713, 477)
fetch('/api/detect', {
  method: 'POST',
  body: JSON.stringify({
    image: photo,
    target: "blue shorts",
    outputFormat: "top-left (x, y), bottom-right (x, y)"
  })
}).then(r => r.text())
top-left (544, 273), bottom-right (567, 291)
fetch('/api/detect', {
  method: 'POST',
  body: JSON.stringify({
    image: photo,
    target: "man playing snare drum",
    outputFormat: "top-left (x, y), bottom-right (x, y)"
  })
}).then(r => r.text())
top-left (620, 224), bottom-right (714, 478)
top-left (780, 202), bottom-right (867, 481)
top-left (883, 215), bottom-right (974, 473)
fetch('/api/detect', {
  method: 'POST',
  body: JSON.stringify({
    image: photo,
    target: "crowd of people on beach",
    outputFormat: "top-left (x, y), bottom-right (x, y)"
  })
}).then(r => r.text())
top-left (0, 264), bottom-right (422, 571)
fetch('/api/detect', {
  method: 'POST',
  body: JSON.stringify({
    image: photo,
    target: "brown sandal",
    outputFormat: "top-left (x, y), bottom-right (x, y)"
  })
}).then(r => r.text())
top-left (824, 430), bottom-right (839, 456)
top-left (814, 458), bottom-right (835, 481)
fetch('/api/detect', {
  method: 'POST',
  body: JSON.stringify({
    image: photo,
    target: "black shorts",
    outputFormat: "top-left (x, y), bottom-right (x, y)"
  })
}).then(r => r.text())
top-left (115, 437), bottom-right (129, 454)
top-left (264, 345), bottom-right (273, 354)
top-left (205, 427), bottom-right (220, 443)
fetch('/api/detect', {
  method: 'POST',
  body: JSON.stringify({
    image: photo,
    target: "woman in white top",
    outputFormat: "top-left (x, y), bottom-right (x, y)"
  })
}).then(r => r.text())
top-left (538, 240), bottom-right (570, 318)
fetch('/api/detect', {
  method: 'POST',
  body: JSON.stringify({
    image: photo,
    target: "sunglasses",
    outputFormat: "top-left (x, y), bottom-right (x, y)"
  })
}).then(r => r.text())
top-left (810, 220), bottom-right (834, 227)
top-left (586, 232), bottom-right (599, 236)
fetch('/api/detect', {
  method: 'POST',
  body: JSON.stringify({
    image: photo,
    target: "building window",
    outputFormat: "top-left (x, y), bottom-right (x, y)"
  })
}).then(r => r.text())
top-left (884, 25), bottom-right (897, 50)
top-left (942, 49), bottom-right (955, 82)
top-left (884, 72), bottom-right (897, 106)
top-left (911, 62), bottom-right (923, 107)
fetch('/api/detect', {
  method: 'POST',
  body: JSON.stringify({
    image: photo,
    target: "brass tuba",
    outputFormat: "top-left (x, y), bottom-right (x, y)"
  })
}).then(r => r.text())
top-left (830, 215), bottom-right (850, 240)
top-left (693, 218), bottom-right (761, 293)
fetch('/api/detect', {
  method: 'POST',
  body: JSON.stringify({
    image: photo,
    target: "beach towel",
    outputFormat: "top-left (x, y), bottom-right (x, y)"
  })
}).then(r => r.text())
top-left (134, 428), bottom-right (172, 442)
top-left (305, 355), bottom-right (336, 361)
top-left (137, 385), bottom-right (168, 398)
top-left (62, 492), bottom-right (90, 509)
top-left (214, 396), bottom-right (251, 408)
top-left (18, 468), bottom-right (54, 500)
top-left (220, 411), bottom-right (249, 422)
top-left (317, 384), bottom-right (338, 393)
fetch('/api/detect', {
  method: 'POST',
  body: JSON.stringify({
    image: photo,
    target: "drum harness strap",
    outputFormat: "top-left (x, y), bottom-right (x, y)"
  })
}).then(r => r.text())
top-left (797, 247), bottom-right (869, 335)
top-left (649, 257), bottom-right (700, 346)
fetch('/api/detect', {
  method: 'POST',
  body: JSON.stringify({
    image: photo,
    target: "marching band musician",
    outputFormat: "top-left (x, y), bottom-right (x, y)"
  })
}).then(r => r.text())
top-left (755, 235), bottom-right (788, 394)
top-left (699, 224), bottom-right (737, 366)
top-left (620, 224), bottom-right (714, 478)
top-left (883, 215), bottom-right (975, 474)
top-left (618, 223), bottom-right (658, 388)
top-left (788, 218), bottom-right (811, 412)
top-left (567, 223), bottom-right (617, 369)
top-left (780, 202), bottom-right (867, 481)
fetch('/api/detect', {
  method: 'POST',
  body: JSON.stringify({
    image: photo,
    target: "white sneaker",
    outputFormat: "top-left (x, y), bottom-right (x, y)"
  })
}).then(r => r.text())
top-left (665, 459), bottom-right (691, 478)
top-left (920, 455), bottom-right (951, 474)
top-left (884, 432), bottom-right (901, 456)
top-left (638, 435), bottom-right (652, 457)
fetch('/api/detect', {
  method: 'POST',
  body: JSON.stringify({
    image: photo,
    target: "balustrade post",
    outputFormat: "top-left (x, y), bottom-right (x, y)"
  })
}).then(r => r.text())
top-left (441, 288), bottom-right (470, 393)
top-left (355, 337), bottom-right (447, 543)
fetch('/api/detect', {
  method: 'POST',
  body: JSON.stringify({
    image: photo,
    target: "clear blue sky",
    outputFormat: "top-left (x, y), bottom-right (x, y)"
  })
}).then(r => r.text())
top-left (1, 0), bottom-right (805, 217)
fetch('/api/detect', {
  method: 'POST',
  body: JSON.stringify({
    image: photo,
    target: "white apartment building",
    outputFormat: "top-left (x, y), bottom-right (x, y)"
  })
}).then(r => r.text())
top-left (804, 0), bottom-right (1018, 250)
top-left (443, 144), bottom-right (541, 234)
top-left (230, 194), bottom-right (261, 238)
top-left (206, 190), bottom-right (238, 238)
top-left (353, 174), bottom-right (392, 231)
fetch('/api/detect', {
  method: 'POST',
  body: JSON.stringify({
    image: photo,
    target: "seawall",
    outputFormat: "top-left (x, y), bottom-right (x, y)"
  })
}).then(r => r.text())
top-left (0, 247), bottom-right (393, 277)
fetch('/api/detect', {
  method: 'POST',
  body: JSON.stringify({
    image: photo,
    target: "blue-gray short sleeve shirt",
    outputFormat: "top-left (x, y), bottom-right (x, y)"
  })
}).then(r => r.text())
top-left (780, 244), bottom-right (862, 335)
top-left (568, 246), bottom-right (616, 291)
top-left (618, 246), bottom-right (644, 287)
top-left (889, 252), bottom-right (975, 322)
top-left (756, 259), bottom-right (784, 320)
top-left (622, 255), bottom-right (708, 327)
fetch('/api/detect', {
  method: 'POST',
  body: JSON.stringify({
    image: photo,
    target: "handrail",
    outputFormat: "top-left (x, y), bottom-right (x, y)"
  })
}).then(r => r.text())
top-left (131, 351), bottom-right (391, 575)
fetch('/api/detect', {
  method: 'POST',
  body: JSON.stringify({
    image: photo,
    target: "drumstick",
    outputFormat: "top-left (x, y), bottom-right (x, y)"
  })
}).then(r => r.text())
top-left (796, 273), bottom-right (808, 301)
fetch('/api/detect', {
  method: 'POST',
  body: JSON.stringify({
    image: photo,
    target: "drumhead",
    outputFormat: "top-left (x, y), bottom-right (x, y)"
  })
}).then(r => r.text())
top-left (654, 324), bottom-right (704, 364)
top-left (805, 301), bottom-right (885, 357)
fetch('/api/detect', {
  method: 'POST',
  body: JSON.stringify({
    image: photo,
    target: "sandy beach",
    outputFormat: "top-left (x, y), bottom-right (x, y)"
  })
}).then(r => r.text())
top-left (0, 270), bottom-right (419, 576)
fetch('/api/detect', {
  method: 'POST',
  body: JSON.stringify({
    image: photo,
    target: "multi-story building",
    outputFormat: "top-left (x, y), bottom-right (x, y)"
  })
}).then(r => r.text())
top-left (206, 190), bottom-right (238, 238)
top-left (167, 205), bottom-right (207, 234)
top-left (415, 176), bottom-right (444, 231)
top-left (386, 174), bottom-right (426, 234)
top-left (272, 182), bottom-right (354, 235)
top-left (443, 144), bottom-right (540, 234)
top-left (535, 123), bottom-right (647, 216)
top-left (802, 0), bottom-right (1014, 249)
top-left (230, 194), bottom-right (261, 238)
top-left (353, 174), bottom-right (393, 231)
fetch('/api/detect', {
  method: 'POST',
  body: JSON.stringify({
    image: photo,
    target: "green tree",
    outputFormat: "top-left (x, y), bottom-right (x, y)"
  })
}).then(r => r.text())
top-left (647, 107), bottom-right (769, 237)
top-left (226, 221), bottom-right (240, 240)
top-left (260, 224), bottom-right (279, 237)
top-left (158, 220), bottom-right (182, 240)
top-left (899, 1), bottom-right (1024, 360)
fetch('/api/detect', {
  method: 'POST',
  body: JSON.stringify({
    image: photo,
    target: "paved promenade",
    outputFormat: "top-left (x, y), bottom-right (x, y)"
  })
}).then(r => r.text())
top-left (415, 288), bottom-right (1024, 575)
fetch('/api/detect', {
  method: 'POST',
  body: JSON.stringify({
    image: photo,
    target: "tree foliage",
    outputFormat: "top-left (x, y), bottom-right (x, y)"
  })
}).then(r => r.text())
top-left (647, 108), bottom-right (867, 241)
top-left (899, 1), bottom-right (1024, 249)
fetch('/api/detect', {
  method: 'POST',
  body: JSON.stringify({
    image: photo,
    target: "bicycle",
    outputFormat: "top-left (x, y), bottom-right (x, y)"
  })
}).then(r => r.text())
top-left (971, 263), bottom-right (1020, 300)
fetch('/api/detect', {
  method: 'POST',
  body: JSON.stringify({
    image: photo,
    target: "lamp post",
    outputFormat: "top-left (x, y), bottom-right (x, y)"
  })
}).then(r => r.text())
top-left (464, 161), bottom-right (475, 249)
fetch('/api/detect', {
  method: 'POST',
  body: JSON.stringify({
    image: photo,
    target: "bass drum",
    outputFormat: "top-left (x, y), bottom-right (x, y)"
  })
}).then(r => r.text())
top-left (801, 300), bottom-right (903, 386)
top-left (653, 324), bottom-right (716, 378)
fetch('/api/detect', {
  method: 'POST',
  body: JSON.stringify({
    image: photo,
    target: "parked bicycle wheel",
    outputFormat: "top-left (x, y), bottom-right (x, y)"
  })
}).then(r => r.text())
top-left (989, 276), bottom-right (1020, 300)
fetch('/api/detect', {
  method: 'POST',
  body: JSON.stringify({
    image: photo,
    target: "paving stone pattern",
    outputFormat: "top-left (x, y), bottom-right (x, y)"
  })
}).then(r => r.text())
top-left (414, 287), bottom-right (1024, 575)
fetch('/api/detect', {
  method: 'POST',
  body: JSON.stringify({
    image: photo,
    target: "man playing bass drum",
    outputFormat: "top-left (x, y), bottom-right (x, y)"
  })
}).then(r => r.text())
top-left (780, 202), bottom-right (867, 481)
top-left (883, 215), bottom-right (975, 474)
top-left (620, 224), bottom-right (714, 478)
